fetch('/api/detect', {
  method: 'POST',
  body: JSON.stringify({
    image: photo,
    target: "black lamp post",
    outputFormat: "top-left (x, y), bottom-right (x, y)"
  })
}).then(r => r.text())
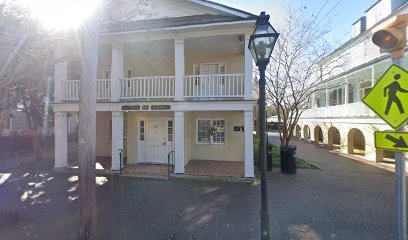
top-left (248, 11), bottom-right (279, 240)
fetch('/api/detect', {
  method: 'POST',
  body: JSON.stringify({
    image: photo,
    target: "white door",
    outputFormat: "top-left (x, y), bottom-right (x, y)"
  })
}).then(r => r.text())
top-left (144, 119), bottom-right (167, 163)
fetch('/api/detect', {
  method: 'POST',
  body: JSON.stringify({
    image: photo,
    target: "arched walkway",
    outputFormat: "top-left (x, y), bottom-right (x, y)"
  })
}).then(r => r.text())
top-left (328, 127), bottom-right (341, 149)
top-left (295, 125), bottom-right (301, 139)
top-left (348, 128), bottom-right (365, 155)
top-left (303, 125), bottom-right (311, 141)
top-left (314, 126), bottom-right (324, 144)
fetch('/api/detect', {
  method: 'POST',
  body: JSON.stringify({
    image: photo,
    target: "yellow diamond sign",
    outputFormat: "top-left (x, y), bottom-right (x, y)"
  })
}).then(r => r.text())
top-left (363, 64), bottom-right (408, 129)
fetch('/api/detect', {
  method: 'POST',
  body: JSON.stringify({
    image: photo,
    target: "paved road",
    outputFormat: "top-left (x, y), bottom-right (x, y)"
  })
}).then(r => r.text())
top-left (0, 136), bottom-right (399, 240)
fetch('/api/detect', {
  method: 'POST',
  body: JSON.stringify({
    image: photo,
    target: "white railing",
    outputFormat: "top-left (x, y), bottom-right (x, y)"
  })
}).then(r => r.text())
top-left (61, 79), bottom-right (111, 100)
top-left (120, 76), bottom-right (175, 99)
top-left (96, 79), bottom-right (111, 99)
top-left (301, 102), bottom-right (376, 118)
top-left (62, 80), bottom-right (80, 100)
top-left (184, 74), bottom-right (244, 98)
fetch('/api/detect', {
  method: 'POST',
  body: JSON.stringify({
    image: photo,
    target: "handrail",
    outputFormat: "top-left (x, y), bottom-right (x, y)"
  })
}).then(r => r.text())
top-left (167, 150), bottom-right (175, 177)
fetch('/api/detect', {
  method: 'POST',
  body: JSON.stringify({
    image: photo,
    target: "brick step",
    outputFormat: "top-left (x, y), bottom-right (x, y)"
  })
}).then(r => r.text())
top-left (120, 173), bottom-right (168, 181)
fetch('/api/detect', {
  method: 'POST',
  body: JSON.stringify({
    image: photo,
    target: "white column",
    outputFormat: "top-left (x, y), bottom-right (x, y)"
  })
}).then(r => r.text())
top-left (344, 77), bottom-right (349, 105)
top-left (111, 44), bottom-right (124, 101)
top-left (244, 34), bottom-right (254, 100)
top-left (54, 43), bottom-right (67, 102)
top-left (174, 39), bottom-right (185, 101)
top-left (174, 111), bottom-right (185, 173)
top-left (111, 111), bottom-right (124, 171)
top-left (244, 110), bottom-right (255, 178)
top-left (54, 112), bottom-right (68, 168)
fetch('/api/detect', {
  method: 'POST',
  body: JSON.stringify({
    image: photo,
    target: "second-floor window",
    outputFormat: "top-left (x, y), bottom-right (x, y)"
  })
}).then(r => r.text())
top-left (314, 90), bottom-right (326, 108)
top-left (329, 87), bottom-right (344, 106)
top-left (359, 80), bottom-right (372, 101)
top-left (104, 69), bottom-right (110, 79)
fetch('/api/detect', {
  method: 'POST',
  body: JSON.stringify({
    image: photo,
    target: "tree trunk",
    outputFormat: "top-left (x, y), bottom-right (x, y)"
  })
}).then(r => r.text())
top-left (23, 100), bottom-right (46, 161)
top-left (78, 10), bottom-right (99, 240)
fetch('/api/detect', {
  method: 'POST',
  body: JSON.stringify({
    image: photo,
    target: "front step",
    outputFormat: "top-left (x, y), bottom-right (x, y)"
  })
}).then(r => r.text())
top-left (120, 164), bottom-right (170, 180)
top-left (120, 172), bottom-right (169, 181)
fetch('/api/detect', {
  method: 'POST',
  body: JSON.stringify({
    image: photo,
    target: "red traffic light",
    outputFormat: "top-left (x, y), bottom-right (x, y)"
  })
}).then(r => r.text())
top-left (372, 28), bottom-right (405, 51)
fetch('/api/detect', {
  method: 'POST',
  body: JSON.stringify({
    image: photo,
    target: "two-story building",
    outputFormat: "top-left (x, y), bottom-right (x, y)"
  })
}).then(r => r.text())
top-left (52, 0), bottom-right (257, 178)
top-left (297, 0), bottom-right (408, 163)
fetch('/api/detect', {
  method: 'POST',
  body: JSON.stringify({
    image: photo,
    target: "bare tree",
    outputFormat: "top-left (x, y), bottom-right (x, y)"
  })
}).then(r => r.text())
top-left (265, 6), bottom-right (345, 147)
top-left (0, 1), bottom-right (52, 160)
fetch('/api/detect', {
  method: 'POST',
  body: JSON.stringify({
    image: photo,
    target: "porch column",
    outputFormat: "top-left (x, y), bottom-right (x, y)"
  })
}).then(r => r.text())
top-left (244, 34), bottom-right (253, 100)
top-left (174, 39), bottom-right (185, 101)
top-left (111, 44), bottom-right (124, 101)
top-left (54, 112), bottom-right (68, 168)
top-left (174, 111), bottom-right (185, 173)
top-left (244, 110), bottom-right (255, 178)
top-left (54, 42), bottom-right (67, 102)
top-left (111, 111), bottom-right (124, 171)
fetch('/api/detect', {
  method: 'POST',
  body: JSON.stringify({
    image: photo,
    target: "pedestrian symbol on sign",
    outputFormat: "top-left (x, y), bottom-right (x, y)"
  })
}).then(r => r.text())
top-left (384, 73), bottom-right (408, 115)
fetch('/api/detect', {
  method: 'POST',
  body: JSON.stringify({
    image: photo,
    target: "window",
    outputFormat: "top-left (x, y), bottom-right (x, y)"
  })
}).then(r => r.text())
top-left (140, 120), bottom-right (145, 141)
top-left (348, 83), bottom-right (355, 103)
top-left (328, 87), bottom-right (344, 106)
top-left (104, 69), bottom-right (110, 79)
top-left (168, 121), bottom-right (173, 142)
top-left (314, 90), bottom-right (326, 108)
top-left (197, 119), bottom-right (226, 144)
top-left (127, 68), bottom-right (132, 78)
top-left (107, 118), bottom-right (128, 143)
top-left (193, 63), bottom-right (227, 85)
top-left (359, 80), bottom-right (371, 100)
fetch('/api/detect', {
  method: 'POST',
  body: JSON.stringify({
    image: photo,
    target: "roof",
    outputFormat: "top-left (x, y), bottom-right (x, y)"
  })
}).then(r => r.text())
top-left (105, 14), bottom-right (255, 33)
top-left (190, 0), bottom-right (257, 18)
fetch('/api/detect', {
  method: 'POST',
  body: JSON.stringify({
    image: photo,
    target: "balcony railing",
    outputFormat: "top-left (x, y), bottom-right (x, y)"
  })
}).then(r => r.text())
top-left (301, 102), bottom-right (375, 118)
top-left (61, 74), bottom-right (246, 101)
top-left (120, 76), bottom-right (175, 99)
top-left (184, 74), bottom-right (244, 98)
top-left (62, 79), bottom-right (111, 100)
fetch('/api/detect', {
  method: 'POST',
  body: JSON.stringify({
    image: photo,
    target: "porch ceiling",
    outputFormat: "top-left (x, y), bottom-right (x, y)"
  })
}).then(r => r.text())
top-left (120, 35), bottom-right (244, 58)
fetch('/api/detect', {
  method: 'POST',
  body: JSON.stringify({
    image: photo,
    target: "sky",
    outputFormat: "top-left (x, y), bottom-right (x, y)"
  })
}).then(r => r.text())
top-left (212, 0), bottom-right (378, 44)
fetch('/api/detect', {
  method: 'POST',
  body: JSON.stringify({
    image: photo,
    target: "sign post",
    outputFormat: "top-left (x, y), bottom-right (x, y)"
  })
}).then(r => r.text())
top-left (363, 61), bottom-right (407, 240)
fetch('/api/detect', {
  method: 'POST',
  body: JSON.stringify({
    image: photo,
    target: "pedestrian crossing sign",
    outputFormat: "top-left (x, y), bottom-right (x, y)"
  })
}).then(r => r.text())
top-left (363, 64), bottom-right (408, 129)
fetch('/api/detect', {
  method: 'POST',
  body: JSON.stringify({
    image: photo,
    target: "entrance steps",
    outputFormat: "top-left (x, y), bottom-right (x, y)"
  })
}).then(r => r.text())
top-left (120, 164), bottom-right (169, 181)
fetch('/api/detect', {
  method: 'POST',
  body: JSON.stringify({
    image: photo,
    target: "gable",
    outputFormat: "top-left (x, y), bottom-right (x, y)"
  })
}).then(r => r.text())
top-left (115, 0), bottom-right (254, 21)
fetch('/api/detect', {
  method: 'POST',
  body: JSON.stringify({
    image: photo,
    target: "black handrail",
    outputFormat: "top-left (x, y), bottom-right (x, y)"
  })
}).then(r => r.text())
top-left (167, 151), bottom-right (175, 177)
top-left (118, 149), bottom-right (123, 174)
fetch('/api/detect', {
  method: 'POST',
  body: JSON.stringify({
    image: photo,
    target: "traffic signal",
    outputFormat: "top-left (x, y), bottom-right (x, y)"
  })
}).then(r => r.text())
top-left (372, 27), bottom-right (406, 52)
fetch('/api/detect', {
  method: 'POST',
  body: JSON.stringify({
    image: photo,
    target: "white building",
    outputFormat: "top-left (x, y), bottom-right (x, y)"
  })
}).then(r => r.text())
top-left (297, 0), bottom-right (408, 162)
top-left (52, 0), bottom-right (257, 177)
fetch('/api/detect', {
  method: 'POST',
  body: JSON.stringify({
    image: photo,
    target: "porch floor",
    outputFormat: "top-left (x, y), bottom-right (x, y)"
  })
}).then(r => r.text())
top-left (184, 160), bottom-right (244, 178)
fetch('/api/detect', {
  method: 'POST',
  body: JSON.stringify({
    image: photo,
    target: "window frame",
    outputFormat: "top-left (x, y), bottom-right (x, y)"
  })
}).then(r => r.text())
top-left (196, 118), bottom-right (227, 145)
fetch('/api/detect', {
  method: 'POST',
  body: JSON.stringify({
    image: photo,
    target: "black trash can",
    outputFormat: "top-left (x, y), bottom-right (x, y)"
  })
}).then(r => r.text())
top-left (267, 144), bottom-right (273, 172)
top-left (280, 145), bottom-right (297, 174)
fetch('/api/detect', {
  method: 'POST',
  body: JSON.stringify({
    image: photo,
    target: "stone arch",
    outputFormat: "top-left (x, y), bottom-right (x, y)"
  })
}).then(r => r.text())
top-left (294, 125), bottom-right (301, 139)
top-left (348, 128), bottom-right (365, 155)
top-left (314, 125), bottom-right (324, 144)
top-left (303, 125), bottom-right (311, 141)
top-left (328, 126), bottom-right (341, 149)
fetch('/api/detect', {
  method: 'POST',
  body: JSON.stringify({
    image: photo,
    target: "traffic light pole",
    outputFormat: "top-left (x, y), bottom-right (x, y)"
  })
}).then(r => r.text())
top-left (392, 56), bottom-right (407, 240)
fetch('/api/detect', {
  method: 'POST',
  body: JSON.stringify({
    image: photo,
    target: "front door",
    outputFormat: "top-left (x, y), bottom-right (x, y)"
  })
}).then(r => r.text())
top-left (144, 119), bottom-right (167, 164)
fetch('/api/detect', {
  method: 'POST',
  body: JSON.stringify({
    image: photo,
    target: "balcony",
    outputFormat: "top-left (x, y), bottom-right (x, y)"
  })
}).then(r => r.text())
top-left (60, 73), bottom-right (245, 101)
top-left (301, 102), bottom-right (375, 119)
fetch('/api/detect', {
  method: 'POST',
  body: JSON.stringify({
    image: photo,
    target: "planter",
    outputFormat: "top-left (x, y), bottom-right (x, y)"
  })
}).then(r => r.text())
top-left (280, 145), bottom-right (297, 174)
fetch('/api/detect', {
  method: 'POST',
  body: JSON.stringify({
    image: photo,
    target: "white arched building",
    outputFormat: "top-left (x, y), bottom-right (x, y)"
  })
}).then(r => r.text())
top-left (297, 0), bottom-right (408, 162)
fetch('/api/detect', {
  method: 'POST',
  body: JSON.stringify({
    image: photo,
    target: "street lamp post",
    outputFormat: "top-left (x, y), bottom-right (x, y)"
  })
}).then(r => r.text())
top-left (248, 12), bottom-right (279, 240)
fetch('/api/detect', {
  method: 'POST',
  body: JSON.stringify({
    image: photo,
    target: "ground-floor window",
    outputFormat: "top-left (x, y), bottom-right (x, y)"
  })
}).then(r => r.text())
top-left (197, 119), bottom-right (226, 144)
